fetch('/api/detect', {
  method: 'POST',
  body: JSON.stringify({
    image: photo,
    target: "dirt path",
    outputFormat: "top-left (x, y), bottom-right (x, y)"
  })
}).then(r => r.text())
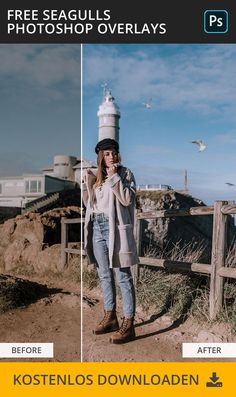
top-left (82, 288), bottom-right (236, 362)
top-left (1, 275), bottom-right (235, 363)
top-left (0, 276), bottom-right (81, 362)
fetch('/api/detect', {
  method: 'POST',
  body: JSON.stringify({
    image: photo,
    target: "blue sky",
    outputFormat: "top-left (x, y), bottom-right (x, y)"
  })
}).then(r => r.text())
top-left (83, 44), bottom-right (236, 205)
top-left (0, 44), bottom-right (81, 176)
top-left (1, 43), bottom-right (236, 206)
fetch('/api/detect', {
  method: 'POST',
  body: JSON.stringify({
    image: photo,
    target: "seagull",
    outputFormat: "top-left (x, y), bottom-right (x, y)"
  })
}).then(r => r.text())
top-left (191, 140), bottom-right (206, 152)
top-left (142, 98), bottom-right (152, 109)
top-left (225, 182), bottom-right (235, 187)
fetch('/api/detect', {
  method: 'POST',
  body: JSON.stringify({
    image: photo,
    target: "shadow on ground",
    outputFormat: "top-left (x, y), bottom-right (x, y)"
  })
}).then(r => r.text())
top-left (0, 273), bottom-right (63, 313)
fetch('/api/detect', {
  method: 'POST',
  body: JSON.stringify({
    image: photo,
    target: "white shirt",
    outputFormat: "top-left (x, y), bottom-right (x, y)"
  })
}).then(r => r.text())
top-left (93, 180), bottom-right (110, 215)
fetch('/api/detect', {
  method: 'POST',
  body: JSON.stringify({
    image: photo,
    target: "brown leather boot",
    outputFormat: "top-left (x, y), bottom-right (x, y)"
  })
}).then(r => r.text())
top-left (109, 317), bottom-right (135, 344)
top-left (93, 310), bottom-right (119, 335)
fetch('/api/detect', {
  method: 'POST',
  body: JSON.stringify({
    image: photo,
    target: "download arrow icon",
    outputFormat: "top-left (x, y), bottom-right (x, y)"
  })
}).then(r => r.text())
top-left (210, 373), bottom-right (219, 383)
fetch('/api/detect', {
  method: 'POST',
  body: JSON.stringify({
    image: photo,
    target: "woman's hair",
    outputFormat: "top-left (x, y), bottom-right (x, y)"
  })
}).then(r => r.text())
top-left (94, 149), bottom-right (121, 189)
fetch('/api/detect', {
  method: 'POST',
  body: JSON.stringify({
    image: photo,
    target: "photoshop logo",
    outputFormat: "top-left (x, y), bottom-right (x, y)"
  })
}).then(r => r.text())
top-left (204, 10), bottom-right (228, 34)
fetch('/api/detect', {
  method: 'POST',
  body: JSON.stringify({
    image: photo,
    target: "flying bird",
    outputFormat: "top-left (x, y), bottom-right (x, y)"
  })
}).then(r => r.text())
top-left (191, 140), bottom-right (206, 152)
top-left (225, 182), bottom-right (235, 187)
top-left (142, 98), bottom-right (152, 109)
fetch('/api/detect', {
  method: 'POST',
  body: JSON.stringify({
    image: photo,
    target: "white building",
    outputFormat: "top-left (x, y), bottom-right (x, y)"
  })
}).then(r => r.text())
top-left (0, 154), bottom-right (87, 209)
top-left (41, 155), bottom-right (96, 184)
top-left (42, 155), bottom-right (77, 180)
top-left (0, 173), bottom-right (75, 209)
top-left (137, 184), bottom-right (172, 191)
top-left (0, 154), bottom-right (98, 209)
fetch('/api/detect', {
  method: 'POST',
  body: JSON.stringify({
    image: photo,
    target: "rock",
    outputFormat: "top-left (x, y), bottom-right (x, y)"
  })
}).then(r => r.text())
top-left (193, 330), bottom-right (223, 343)
top-left (0, 206), bottom-right (81, 273)
top-left (34, 244), bottom-right (61, 272)
top-left (159, 315), bottom-right (172, 327)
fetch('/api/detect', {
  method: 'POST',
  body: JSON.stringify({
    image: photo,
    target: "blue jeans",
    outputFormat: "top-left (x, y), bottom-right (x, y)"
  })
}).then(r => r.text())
top-left (92, 213), bottom-right (136, 318)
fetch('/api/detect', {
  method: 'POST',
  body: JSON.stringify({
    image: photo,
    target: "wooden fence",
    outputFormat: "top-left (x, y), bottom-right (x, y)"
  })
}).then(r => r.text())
top-left (135, 200), bottom-right (236, 320)
top-left (61, 200), bottom-right (236, 320)
top-left (61, 217), bottom-right (82, 267)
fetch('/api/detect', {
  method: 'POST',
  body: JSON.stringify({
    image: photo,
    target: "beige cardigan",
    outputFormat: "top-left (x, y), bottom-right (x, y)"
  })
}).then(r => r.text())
top-left (83, 166), bottom-right (139, 268)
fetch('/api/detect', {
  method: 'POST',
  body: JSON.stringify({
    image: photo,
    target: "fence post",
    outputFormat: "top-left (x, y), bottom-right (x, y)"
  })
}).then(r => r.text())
top-left (61, 217), bottom-right (68, 269)
top-left (209, 200), bottom-right (228, 319)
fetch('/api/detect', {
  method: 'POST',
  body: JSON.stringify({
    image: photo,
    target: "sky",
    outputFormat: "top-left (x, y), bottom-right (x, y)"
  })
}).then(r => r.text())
top-left (1, 43), bottom-right (236, 206)
top-left (0, 44), bottom-right (81, 176)
top-left (83, 44), bottom-right (236, 205)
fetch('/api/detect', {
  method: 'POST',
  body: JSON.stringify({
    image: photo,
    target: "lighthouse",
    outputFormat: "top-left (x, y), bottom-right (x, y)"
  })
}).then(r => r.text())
top-left (97, 89), bottom-right (120, 142)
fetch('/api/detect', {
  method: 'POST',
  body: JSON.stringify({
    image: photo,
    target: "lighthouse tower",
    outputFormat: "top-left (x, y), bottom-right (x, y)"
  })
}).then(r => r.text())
top-left (97, 89), bottom-right (120, 142)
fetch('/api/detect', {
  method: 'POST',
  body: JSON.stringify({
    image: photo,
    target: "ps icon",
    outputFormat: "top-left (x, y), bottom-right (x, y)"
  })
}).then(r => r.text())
top-left (204, 10), bottom-right (228, 33)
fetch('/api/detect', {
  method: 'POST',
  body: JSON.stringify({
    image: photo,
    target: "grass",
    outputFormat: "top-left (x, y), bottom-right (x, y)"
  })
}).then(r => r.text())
top-left (0, 274), bottom-right (49, 313)
top-left (136, 238), bottom-right (207, 322)
top-left (144, 238), bottom-right (208, 263)
top-left (5, 243), bottom-right (82, 283)
top-left (64, 253), bottom-right (81, 283)
top-left (82, 265), bottom-right (99, 290)
top-left (220, 242), bottom-right (236, 333)
top-left (137, 240), bottom-right (236, 334)
top-left (136, 267), bottom-right (199, 321)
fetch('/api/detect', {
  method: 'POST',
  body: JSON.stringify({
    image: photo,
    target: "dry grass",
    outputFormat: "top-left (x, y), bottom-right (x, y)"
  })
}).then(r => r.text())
top-left (5, 245), bottom-right (81, 283)
top-left (136, 267), bottom-right (198, 321)
top-left (82, 265), bottom-right (99, 290)
top-left (144, 238), bottom-right (208, 263)
top-left (139, 239), bottom-right (236, 333)
top-left (189, 286), bottom-right (211, 322)
top-left (225, 241), bottom-right (236, 268)
top-left (138, 234), bottom-right (208, 321)
top-left (64, 254), bottom-right (81, 283)
top-left (0, 274), bottom-right (49, 313)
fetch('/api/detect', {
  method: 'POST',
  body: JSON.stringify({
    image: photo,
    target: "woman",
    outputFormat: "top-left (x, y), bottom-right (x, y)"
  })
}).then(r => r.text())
top-left (82, 138), bottom-right (139, 344)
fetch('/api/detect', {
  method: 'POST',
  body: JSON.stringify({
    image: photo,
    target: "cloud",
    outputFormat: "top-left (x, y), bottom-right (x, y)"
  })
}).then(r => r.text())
top-left (84, 44), bottom-right (236, 121)
top-left (0, 44), bottom-right (81, 102)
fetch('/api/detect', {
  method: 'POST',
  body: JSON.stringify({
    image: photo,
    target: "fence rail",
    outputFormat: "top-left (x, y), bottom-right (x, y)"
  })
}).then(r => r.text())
top-left (136, 205), bottom-right (214, 219)
top-left (61, 200), bottom-right (236, 320)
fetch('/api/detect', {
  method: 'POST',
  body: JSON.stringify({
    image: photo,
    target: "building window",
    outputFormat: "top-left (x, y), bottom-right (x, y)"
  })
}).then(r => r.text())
top-left (25, 180), bottom-right (42, 193)
top-left (30, 180), bottom-right (37, 192)
top-left (0, 183), bottom-right (2, 194)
